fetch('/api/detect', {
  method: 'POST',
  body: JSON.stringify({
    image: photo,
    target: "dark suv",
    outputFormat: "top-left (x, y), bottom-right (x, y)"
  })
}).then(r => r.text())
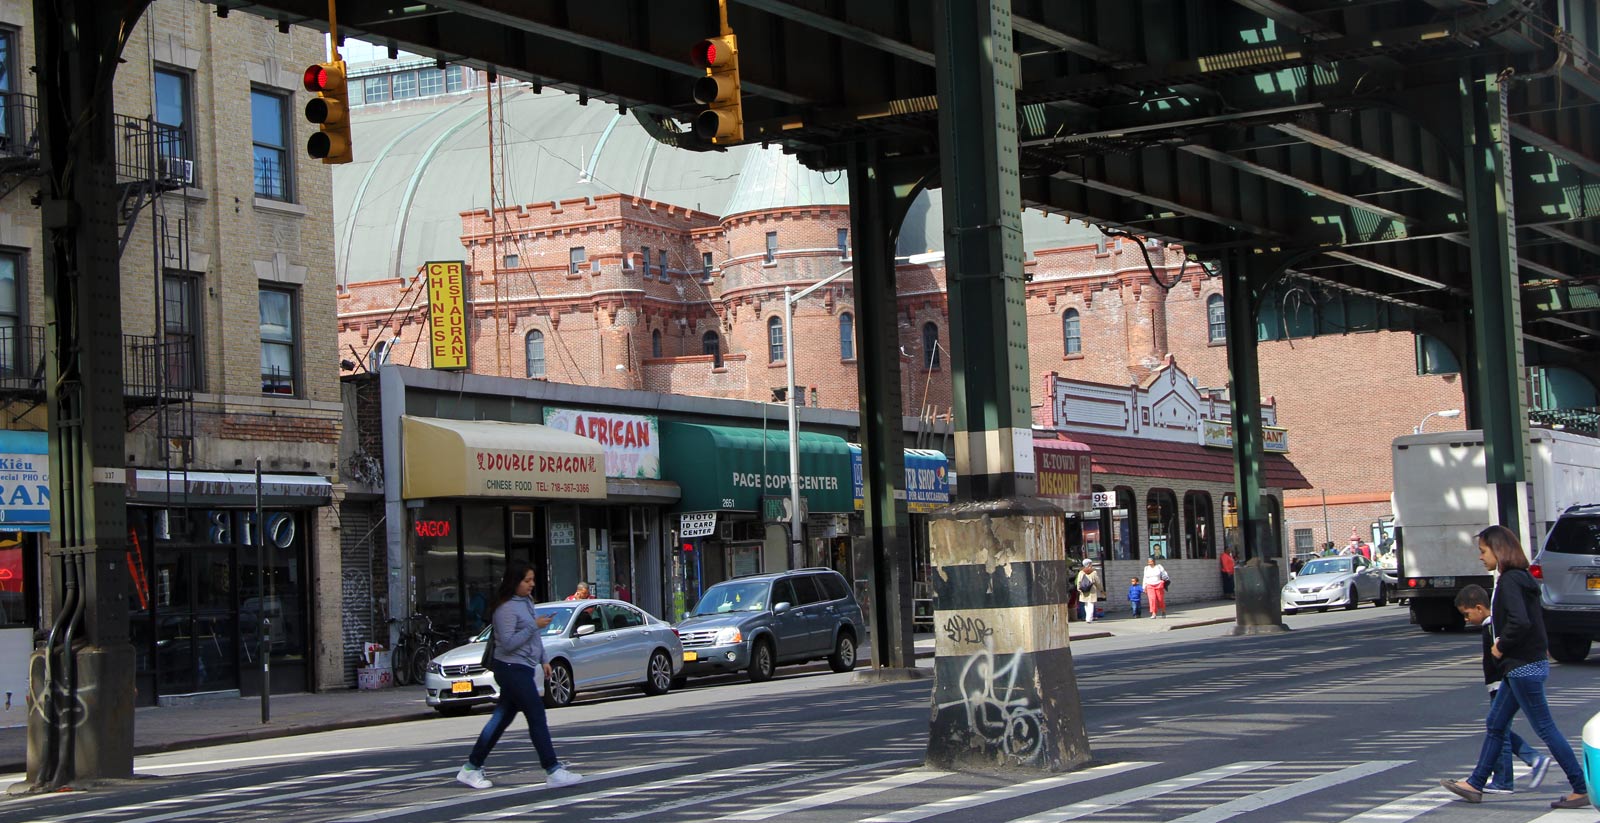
top-left (674, 568), bottom-right (863, 682)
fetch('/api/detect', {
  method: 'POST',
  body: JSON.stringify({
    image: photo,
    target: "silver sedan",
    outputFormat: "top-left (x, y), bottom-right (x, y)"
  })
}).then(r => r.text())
top-left (423, 598), bottom-right (683, 714)
top-left (1281, 556), bottom-right (1389, 614)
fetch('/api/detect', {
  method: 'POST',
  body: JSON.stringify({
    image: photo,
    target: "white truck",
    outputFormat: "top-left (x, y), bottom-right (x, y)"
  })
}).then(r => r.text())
top-left (1391, 427), bottom-right (1600, 632)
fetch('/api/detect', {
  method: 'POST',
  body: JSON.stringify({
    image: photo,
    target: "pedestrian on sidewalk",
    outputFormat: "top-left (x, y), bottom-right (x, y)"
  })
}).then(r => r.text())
top-left (1219, 549), bottom-right (1236, 600)
top-left (1076, 560), bottom-right (1104, 623)
top-left (1127, 576), bottom-right (1143, 618)
top-left (457, 564), bottom-right (583, 791)
top-left (1142, 557), bottom-right (1169, 619)
top-left (1442, 526), bottom-right (1588, 810)
top-left (1454, 583), bottom-right (1552, 795)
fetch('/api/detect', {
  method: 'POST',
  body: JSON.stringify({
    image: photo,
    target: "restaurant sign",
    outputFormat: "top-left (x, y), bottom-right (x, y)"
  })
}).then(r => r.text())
top-left (1199, 419), bottom-right (1290, 453)
top-left (425, 261), bottom-right (468, 370)
top-left (543, 408), bottom-right (660, 479)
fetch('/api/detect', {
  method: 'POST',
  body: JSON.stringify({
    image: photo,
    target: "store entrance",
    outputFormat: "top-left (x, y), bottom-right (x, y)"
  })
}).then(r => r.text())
top-left (153, 544), bottom-right (239, 696)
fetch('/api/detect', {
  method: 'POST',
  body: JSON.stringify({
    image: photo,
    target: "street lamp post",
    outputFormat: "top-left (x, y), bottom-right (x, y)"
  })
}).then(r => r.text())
top-left (1415, 408), bottom-right (1462, 434)
top-left (785, 267), bottom-right (853, 569)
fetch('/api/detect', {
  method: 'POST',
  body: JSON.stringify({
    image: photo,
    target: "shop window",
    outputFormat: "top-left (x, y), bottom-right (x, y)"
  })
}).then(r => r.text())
top-left (0, 534), bottom-right (35, 629)
top-left (839, 312), bottom-right (854, 360)
top-left (1146, 488), bottom-right (1179, 560)
top-left (922, 323), bottom-right (940, 369)
top-left (1208, 294), bottom-right (1226, 343)
top-left (1063, 309), bottom-right (1081, 355)
top-left (1184, 490), bottom-right (1215, 559)
top-left (1110, 486), bottom-right (1139, 561)
top-left (768, 316), bottom-right (784, 363)
top-left (1222, 493), bottom-right (1240, 559)
top-left (526, 330), bottom-right (546, 378)
top-left (703, 330), bottom-right (722, 368)
top-left (651, 328), bottom-right (662, 358)
top-left (1265, 495), bottom-right (1284, 559)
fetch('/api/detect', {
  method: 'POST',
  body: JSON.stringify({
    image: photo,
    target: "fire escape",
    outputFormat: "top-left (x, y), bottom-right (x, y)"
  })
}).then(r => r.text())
top-left (0, 92), bottom-right (46, 419)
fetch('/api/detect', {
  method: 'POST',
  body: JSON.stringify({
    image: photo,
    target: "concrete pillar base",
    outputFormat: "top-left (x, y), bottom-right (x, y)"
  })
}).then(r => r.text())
top-left (1229, 622), bottom-right (1291, 636)
top-left (1232, 560), bottom-right (1287, 632)
top-left (27, 643), bottom-right (135, 787)
top-left (852, 667), bottom-right (931, 684)
top-left (926, 497), bottom-right (1091, 774)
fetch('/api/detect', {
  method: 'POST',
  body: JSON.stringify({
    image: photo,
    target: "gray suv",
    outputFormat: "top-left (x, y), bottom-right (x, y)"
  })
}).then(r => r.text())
top-left (1534, 505), bottom-right (1600, 662)
top-left (674, 568), bottom-right (863, 682)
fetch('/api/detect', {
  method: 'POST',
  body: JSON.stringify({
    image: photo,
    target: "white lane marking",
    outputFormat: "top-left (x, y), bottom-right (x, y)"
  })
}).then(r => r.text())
top-left (23, 768), bottom-right (388, 822)
top-left (1526, 810), bottom-right (1600, 823)
top-left (597, 758), bottom-right (920, 821)
top-left (332, 761), bottom-right (686, 823)
top-left (1009, 761), bottom-right (1278, 823)
top-left (1167, 760), bottom-right (1410, 823)
top-left (800, 718), bottom-right (917, 742)
top-left (859, 761), bottom-right (1156, 823)
top-left (560, 730), bottom-right (713, 743)
top-left (1262, 660), bottom-right (1473, 701)
top-left (1335, 788), bottom-right (1453, 823)
top-left (138, 747), bottom-right (391, 773)
top-left (459, 761), bottom-right (793, 822)
top-left (713, 768), bottom-right (945, 821)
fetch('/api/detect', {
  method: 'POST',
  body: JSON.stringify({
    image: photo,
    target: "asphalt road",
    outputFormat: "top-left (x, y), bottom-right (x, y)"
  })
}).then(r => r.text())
top-left (4, 606), bottom-right (1599, 823)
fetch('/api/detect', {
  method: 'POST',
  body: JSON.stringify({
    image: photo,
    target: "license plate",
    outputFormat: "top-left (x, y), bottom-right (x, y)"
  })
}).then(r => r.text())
top-left (1587, 576), bottom-right (1600, 591)
top-left (683, 651), bottom-right (698, 662)
top-left (1435, 577), bottom-right (1455, 588)
top-left (451, 680), bottom-right (473, 694)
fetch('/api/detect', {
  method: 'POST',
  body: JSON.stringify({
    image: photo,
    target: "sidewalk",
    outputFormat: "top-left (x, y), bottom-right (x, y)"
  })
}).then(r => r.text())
top-left (0, 599), bottom-right (1241, 774)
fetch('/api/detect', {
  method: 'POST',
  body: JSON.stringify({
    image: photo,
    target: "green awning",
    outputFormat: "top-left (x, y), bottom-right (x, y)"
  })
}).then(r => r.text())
top-left (661, 423), bottom-right (853, 514)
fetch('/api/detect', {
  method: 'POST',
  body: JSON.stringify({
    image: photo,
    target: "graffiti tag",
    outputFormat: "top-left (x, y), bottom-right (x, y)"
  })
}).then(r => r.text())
top-left (942, 614), bottom-right (995, 646)
top-left (936, 641), bottom-right (1046, 764)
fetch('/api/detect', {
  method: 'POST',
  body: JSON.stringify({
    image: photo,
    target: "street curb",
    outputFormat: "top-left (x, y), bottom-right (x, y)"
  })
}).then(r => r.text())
top-left (1071, 631), bottom-right (1114, 641)
top-left (1170, 617), bottom-right (1237, 631)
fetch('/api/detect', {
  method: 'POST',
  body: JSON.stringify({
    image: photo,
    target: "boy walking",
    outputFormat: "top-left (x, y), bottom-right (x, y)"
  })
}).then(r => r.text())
top-left (1456, 584), bottom-right (1552, 794)
top-left (1127, 576), bottom-right (1143, 618)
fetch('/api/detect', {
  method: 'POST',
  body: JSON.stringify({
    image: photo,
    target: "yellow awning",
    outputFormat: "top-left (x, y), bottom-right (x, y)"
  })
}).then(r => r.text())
top-left (402, 416), bottom-right (606, 500)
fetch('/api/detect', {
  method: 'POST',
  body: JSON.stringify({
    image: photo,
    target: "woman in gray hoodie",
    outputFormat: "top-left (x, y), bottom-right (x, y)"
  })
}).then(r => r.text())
top-left (457, 564), bottom-right (583, 790)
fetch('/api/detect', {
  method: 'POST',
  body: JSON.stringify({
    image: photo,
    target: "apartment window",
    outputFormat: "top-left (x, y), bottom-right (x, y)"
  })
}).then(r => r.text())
top-left (640, 248), bottom-right (651, 279)
top-left (1293, 528), bottom-right (1315, 556)
top-left (259, 286), bottom-right (298, 396)
top-left (839, 312), bottom-right (854, 360)
top-left (0, 251), bottom-right (20, 376)
top-left (837, 228), bottom-right (849, 259)
top-left (391, 71), bottom-right (419, 100)
top-left (701, 252), bottom-right (714, 280)
top-left (651, 329), bottom-right (662, 359)
top-left (153, 68), bottom-right (193, 179)
top-left (1063, 308), bottom-right (1081, 355)
top-left (418, 68), bottom-right (445, 97)
top-left (251, 89), bottom-right (291, 201)
top-left (445, 66), bottom-right (466, 93)
top-left (922, 322), bottom-right (940, 369)
top-left (703, 331), bottom-right (722, 368)
top-left (659, 248), bottom-right (669, 279)
top-left (767, 317), bottom-right (784, 363)
top-left (0, 29), bottom-right (13, 151)
top-left (363, 75), bottom-right (391, 104)
top-left (1207, 294), bottom-right (1227, 343)
top-left (502, 253), bottom-right (519, 269)
top-left (526, 330), bottom-right (546, 378)
top-left (163, 272), bottom-right (202, 391)
top-left (568, 247), bottom-right (586, 274)
top-left (764, 231), bottom-right (777, 264)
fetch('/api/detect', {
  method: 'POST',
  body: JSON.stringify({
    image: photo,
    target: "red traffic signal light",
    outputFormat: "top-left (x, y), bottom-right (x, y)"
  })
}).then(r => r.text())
top-left (689, 34), bottom-right (742, 143)
top-left (691, 37), bottom-right (734, 70)
top-left (302, 60), bottom-right (352, 164)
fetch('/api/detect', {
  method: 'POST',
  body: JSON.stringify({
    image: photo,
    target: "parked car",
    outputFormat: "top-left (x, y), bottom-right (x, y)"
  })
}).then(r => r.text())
top-left (674, 568), bottom-right (863, 683)
top-left (1281, 555), bottom-right (1388, 614)
top-left (423, 598), bottom-right (683, 714)
top-left (1533, 504), bottom-right (1600, 663)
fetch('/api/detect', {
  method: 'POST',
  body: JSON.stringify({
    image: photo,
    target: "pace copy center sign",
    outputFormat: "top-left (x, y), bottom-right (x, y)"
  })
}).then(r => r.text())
top-left (543, 408), bottom-right (661, 479)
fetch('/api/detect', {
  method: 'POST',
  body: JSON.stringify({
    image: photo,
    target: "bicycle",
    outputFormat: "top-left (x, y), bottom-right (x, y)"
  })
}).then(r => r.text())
top-left (387, 614), bottom-right (452, 686)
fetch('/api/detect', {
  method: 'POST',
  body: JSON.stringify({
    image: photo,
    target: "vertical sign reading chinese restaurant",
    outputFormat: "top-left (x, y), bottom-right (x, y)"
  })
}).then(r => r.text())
top-left (425, 261), bottom-right (468, 370)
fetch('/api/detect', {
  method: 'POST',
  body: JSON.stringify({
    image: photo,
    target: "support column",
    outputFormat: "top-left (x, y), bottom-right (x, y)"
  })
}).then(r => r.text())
top-left (1224, 249), bottom-right (1287, 635)
top-left (26, 0), bottom-right (151, 788)
top-left (927, 0), bottom-right (1089, 773)
top-left (1461, 68), bottom-right (1530, 540)
top-left (846, 144), bottom-right (923, 674)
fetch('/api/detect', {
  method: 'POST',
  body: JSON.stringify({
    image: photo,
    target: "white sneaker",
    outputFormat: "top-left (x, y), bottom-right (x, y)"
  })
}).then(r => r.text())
top-left (457, 765), bottom-right (492, 789)
top-left (546, 766), bottom-right (583, 788)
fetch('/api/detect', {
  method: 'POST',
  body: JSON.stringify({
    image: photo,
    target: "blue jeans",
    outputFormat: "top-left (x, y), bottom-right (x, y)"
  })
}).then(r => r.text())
top-left (1485, 689), bottom-right (1540, 791)
top-left (1469, 674), bottom-right (1587, 795)
top-left (468, 661), bottom-right (560, 772)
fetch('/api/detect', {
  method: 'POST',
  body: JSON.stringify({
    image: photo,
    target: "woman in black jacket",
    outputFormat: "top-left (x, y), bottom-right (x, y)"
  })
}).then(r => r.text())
top-left (1442, 525), bottom-right (1589, 810)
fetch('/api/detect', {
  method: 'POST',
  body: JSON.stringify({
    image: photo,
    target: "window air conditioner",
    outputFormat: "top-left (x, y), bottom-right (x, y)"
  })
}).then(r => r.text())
top-left (159, 156), bottom-right (194, 186)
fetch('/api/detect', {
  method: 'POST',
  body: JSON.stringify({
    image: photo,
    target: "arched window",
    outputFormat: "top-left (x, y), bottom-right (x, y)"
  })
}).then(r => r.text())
top-left (1146, 488), bottom-right (1180, 560)
top-left (525, 330), bottom-right (545, 378)
top-left (1184, 490), bottom-right (1215, 559)
top-left (1112, 486), bottom-right (1139, 560)
top-left (767, 316), bottom-right (785, 363)
top-left (1207, 294), bottom-right (1226, 343)
top-left (1063, 309), bottom-right (1081, 355)
top-left (922, 322), bottom-right (940, 369)
top-left (1222, 493), bottom-right (1240, 558)
top-left (1265, 495), bottom-right (1284, 561)
top-left (651, 329), bottom-right (662, 359)
top-left (839, 312), bottom-right (854, 360)
top-left (702, 330), bottom-right (722, 368)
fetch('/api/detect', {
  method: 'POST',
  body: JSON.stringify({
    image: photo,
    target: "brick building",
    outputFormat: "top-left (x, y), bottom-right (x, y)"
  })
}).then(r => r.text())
top-left (0, 0), bottom-right (345, 708)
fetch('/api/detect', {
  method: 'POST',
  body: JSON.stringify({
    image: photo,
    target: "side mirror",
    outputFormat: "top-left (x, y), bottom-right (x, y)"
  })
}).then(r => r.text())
top-left (773, 601), bottom-right (792, 614)
top-left (575, 623), bottom-right (598, 637)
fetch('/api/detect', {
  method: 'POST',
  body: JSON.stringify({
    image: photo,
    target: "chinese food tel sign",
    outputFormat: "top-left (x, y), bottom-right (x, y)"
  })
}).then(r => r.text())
top-left (543, 408), bottom-right (660, 479)
top-left (426, 261), bottom-right (468, 370)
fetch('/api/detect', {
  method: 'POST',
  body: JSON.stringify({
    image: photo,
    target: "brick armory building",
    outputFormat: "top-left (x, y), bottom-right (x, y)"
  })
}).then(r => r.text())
top-left (334, 75), bottom-right (1468, 574)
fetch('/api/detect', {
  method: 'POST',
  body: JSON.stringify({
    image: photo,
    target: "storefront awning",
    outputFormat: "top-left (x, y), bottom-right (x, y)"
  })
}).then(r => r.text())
top-left (402, 416), bottom-right (606, 501)
top-left (849, 445), bottom-right (951, 513)
top-left (606, 477), bottom-right (681, 505)
top-left (661, 423), bottom-right (853, 514)
top-left (131, 470), bottom-right (334, 506)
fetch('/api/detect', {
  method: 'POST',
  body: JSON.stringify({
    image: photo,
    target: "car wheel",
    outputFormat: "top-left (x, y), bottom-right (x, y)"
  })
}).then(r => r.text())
top-left (543, 660), bottom-right (574, 708)
top-left (1549, 633), bottom-right (1593, 663)
top-left (1345, 586), bottom-right (1360, 610)
top-left (1375, 585), bottom-right (1388, 607)
top-left (435, 704), bottom-right (471, 717)
top-left (747, 639), bottom-right (775, 683)
top-left (829, 632), bottom-right (857, 673)
top-left (642, 650), bottom-right (673, 695)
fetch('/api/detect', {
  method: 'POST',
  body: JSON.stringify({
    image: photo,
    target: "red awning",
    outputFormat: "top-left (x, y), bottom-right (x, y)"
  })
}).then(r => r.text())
top-left (1053, 431), bottom-right (1311, 490)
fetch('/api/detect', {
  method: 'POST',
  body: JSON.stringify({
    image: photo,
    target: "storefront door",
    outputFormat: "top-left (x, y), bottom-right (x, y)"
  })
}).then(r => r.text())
top-left (154, 545), bottom-right (238, 695)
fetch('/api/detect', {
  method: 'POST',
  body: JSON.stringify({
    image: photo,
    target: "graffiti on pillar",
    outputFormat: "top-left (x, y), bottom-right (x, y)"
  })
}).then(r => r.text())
top-left (942, 614), bottom-right (994, 645)
top-left (936, 639), bottom-right (1046, 764)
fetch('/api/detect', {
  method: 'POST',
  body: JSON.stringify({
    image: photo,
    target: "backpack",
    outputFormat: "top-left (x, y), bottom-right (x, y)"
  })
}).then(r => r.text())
top-left (1078, 573), bottom-right (1094, 594)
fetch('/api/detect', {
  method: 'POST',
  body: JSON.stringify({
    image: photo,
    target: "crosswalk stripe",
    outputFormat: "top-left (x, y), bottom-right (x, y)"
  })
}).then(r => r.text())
top-left (457, 761), bottom-right (791, 822)
top-left (1525, 809), bottom-right (1600, 823)
top-left (1166, 761), bottom-right (1409, 823)
top-left (596, 759), bottom-right (920, 821)
top-left (24, 767), bottom-right (395, 823)
top-left (713, 768), bottom-right (945, 821)
top-left (858, 762), bottom-right (1156, 823)
top-left (1335, 788), bottom-right (1452, 823)
top-left (1008, 761), bottom-right (1278, 823)
top-left (333, 761), bottom-right (688, 823)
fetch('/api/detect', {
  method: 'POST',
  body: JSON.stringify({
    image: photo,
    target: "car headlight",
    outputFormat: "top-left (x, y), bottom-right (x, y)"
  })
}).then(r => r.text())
top-left (714, 627), bottom-right (743, 645)
top-left (427, 661), bottom-right (443, 675)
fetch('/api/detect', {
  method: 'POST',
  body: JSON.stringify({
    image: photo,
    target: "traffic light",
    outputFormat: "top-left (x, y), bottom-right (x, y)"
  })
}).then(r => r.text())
top-left (303, 60), bottom-right (352, 164)
top-left (690, 34), bottom-right (742, 144)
